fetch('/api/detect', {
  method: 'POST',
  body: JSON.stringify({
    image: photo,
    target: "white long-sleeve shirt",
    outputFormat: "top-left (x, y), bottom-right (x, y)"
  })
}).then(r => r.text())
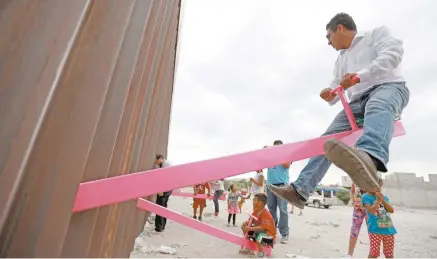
top-left (212, 180), bottom-right (225, 191)
top-left (329, 26), bottom-right (405, 105)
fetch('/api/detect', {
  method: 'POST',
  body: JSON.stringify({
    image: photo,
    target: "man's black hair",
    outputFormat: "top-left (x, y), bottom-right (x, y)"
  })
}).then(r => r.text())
top-left (254, 193), bottom-right (268, 206)
top-left (273, 140), bottom-right (283, 145)
top-left (155, 154), bottom-right (164, 159)
top-left (326, 13), bottom-right (357, 31)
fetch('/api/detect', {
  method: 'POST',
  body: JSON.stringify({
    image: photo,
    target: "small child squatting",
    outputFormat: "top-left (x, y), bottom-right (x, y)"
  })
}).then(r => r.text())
top-left (192, 183), bottom-right (211, 221)
top-left (362, 182), bottom-right (397, 258)
top-left (240, 193), bottom-right (276, 257)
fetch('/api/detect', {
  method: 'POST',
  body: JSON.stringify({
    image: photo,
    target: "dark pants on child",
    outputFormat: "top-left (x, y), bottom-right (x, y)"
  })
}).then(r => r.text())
top-left (155, 194), bottom-right (170, 231)
top-left (228, 213), bottom-right (236, 225)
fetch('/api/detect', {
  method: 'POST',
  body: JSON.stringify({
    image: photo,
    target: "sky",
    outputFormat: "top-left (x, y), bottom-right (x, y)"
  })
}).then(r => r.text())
top-left (167, 0), bottom-right (437, 185)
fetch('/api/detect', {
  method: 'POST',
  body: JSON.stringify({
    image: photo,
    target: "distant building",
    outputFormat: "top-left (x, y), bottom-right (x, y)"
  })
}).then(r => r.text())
top-left (342, 172), bottom-right (437, 209)
top-left (341, 176), bottom-right (353, 187)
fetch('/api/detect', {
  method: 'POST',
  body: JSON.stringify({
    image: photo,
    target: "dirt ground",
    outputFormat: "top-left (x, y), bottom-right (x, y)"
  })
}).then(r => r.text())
top-left (131, 191), bottom-right (437, 258)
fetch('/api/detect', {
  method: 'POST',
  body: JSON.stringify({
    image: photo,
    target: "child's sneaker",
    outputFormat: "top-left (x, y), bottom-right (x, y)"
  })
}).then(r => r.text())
top-left (280, 235), bottom-right (288, 244)
top-left (198, 216), bottom-right (202, 221)
top-left (227, 223), bottom-right (231, 227)
top-left (193, 216), bottom-right (197, 220)
top-left (214, 212), bottom-right (218, 217)
top-left (256, 251), bottom-right (266, 257)
top-left (233, 223), bottom-right (237, 227)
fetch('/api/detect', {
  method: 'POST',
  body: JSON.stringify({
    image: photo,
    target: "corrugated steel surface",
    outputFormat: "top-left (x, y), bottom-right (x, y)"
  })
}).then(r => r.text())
top-left (0, 0), bottom-right (180, 257)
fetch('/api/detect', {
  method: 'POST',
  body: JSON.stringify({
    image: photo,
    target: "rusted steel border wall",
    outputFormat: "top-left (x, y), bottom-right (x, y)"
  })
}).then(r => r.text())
top-left (0, 0), bottom-right (181, 257)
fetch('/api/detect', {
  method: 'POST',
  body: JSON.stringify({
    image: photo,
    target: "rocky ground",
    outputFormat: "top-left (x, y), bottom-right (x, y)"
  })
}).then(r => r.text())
top-left (131, 191), bottom-right (437, 258)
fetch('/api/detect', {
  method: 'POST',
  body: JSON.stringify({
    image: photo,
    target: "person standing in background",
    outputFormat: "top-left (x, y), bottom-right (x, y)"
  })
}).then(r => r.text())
top-left (290, 204), bottom-right (303, 216)
top-left (236, 169), bottom-right (265, 214)
top-left (193, 182), bottom-right (211, 221)
top-left (346, 183), bottom-right (368, 257)
top-left (362, 180), bottom-right (397, 258)
top-left (227, 184), bottom-right (242, 227)
top-left (250, 169), bottom-right (264, 194)
top-left (266, 140), bottom-right (291, 244)
top-left (154, 154), bottom-right (173, 232)
top-left (212, 179), bottom-right (225, 216)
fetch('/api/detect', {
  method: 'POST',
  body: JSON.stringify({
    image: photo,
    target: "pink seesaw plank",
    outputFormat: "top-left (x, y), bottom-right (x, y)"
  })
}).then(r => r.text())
top-left (72, 121), bottom-right (405, 212)
top-left (172, 190), bottom-right (226, 201)
top-left (137, 198), bottom-right (272, 255)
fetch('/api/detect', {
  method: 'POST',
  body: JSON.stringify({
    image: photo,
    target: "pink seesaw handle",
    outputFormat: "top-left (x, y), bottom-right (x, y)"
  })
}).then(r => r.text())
top-left (247, 213), bottom-right (258, 221)
top-left (329, 76), bottom-right (360, 130)
top-left (242, 213), bottom-right (257, 249)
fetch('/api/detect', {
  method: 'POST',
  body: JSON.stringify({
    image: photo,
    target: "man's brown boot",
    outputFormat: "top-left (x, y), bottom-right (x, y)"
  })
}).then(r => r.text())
top-left (268, 185), bottom-right (306, 209)
top-left (324, 139), bottom-right (380, 192)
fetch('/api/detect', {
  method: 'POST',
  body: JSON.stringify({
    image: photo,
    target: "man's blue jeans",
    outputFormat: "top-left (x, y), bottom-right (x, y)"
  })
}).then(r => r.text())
top-left (266, 185), bottom-right (289, 236)
top-left (293, 82), bottom-right (410, 200)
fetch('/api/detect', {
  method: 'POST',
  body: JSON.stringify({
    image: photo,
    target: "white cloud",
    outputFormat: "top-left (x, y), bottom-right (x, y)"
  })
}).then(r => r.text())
top-left (168, 0), bottom-right (437, 185)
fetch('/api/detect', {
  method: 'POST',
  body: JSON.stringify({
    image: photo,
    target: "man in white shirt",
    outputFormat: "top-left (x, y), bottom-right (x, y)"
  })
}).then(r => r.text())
top-left (269, 13), bottom-right (410, 209)
top-left (154, 154), bottom-right (173, 232)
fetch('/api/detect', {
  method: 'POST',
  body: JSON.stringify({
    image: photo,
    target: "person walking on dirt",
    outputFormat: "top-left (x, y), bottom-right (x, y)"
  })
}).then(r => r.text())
top-left (346, 183), bottom-right (367, 257)
top-left (268, 13), bottom-right (409, 209)
top-left (154, 154), bottom-right (173, 232)
top-left (266, 140), bottom-right (291, 244)
top-left (212, 179), bottom-right (225, 216)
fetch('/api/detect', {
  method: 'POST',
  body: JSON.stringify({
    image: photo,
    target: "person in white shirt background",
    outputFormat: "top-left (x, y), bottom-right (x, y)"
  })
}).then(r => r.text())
top-left (236, 169), bottom-right (265, 214)
top-left (250, 169), bottom-right (264, 194)
top-left (269, 13), bottom-right (410, 210)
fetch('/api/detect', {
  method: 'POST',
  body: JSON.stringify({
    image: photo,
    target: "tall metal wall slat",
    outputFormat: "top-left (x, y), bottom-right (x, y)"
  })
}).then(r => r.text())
top-left (0, 0), bottom-right (181, 257)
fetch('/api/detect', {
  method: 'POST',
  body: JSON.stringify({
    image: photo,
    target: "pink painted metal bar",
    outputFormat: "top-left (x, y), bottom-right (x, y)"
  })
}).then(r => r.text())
top-left (171, 190), bottom-right (226, 201)
top-left (330, 77), bottom-right (360, 130)
top-left (73, 122), bottom-right (405, 212)
top-left (137, 198), bottom-right (272, 255)
top-left (338, 88), bottom-right (358, 130)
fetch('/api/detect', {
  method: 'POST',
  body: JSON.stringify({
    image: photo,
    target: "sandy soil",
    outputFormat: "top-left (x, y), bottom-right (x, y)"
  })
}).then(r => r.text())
top-left (131, 191), bottom-right (437, 258)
